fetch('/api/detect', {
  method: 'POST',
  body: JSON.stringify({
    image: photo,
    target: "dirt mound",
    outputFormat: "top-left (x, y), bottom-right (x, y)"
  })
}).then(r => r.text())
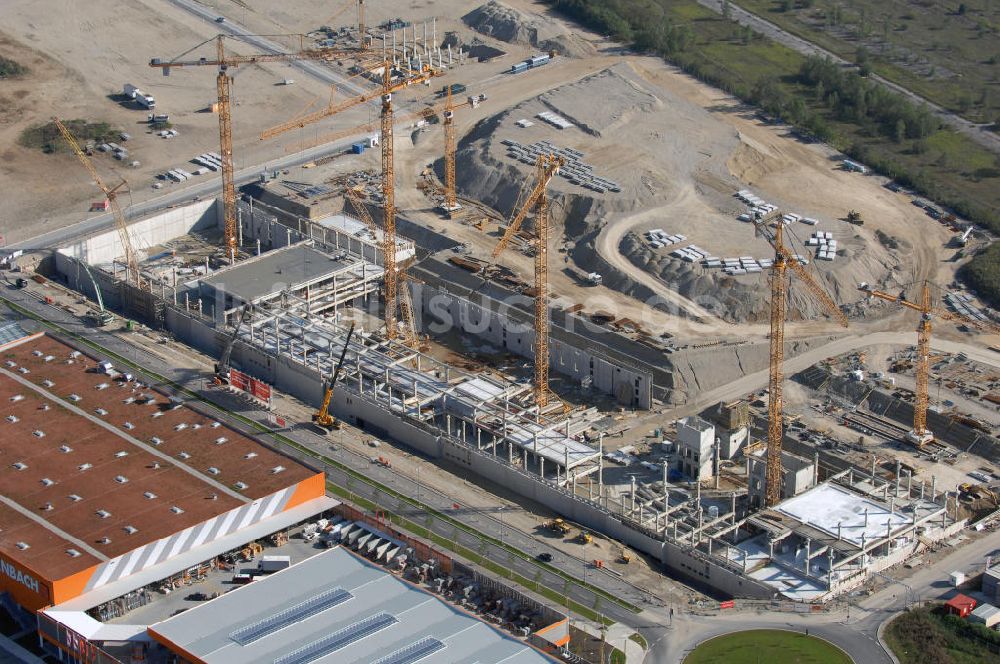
top-left (463, 1), bottom-right (540, 45)
top-left (462, 1), bottom-right (596, 56)
top-left (538, 65), bottom-right (662, 137)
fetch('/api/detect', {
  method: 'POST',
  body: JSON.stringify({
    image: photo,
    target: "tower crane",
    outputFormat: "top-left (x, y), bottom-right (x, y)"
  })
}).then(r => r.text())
top-left (754, 214), bottom-right (848, 507)
top-left (149, 35), bottom-right (364, 260)
top-left (443, 86), bottom-right (458, 213)
top-left (54, 118), bottom-right (143, 287)
top-left (491, 153), bottom-right (564, 408)
top-left (859, 281), bottom-right (1000, 447)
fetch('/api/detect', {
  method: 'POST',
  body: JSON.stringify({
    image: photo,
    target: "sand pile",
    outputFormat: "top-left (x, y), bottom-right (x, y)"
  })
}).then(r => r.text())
top-left (462, 1), bottom-right (595, 57)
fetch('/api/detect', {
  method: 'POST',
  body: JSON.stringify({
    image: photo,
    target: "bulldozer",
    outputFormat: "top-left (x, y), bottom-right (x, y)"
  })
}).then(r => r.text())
top-left (545, 518), bottom-right (571, 535)
top-left (576, 530), bottom-right (592, 545)
top-left (618, 547), bottom-right (631, 564)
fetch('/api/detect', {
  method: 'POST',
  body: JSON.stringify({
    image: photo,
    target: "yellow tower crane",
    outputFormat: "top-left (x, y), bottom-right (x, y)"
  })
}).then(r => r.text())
top-left (754, 214), bottom-right (848, 507)
top-left (262, 60), bottom-right (438, 341)
top-left (491, 153), bottom-right (564, 408)
top-left (149, 35), bottom-right (364, 260)
top-left (443, 86), bottom-right (458, 213)
top-left (859, 281), bottom-right (1000, 447)
top-left (54, 118), bottom-right (143, 287)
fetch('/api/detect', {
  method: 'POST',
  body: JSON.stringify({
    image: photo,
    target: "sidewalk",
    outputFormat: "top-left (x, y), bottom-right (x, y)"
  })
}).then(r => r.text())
top-left (573, 619), bottom-right (647, 663)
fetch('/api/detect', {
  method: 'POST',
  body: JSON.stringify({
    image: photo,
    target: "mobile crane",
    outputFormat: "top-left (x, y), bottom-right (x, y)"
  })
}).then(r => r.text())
top-left (313, 323), bottom-right (356, 433)
top-left (214, 304), bottom-right (254, 384)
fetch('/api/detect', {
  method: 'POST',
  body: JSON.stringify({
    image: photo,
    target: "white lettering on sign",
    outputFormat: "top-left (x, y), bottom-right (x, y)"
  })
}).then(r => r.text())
top-left (0, 559), bottom-right (41, 594)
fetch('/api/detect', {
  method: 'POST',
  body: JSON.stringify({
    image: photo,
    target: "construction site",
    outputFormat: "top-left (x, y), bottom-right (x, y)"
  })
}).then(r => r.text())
top-left (2, 1), bottom-right (1000, 662)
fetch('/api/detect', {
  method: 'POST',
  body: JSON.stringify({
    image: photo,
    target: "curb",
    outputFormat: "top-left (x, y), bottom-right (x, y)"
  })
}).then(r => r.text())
top-left (876, 611), bottom-right (902, 664)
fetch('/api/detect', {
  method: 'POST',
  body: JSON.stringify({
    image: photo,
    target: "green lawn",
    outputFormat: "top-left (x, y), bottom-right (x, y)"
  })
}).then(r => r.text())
top-left (684, 629), bottom-right (852, 664)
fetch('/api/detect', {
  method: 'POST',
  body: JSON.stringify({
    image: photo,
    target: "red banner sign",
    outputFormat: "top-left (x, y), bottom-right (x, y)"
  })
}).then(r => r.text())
top-left (250, 378), bottom-right (271, 402)
top-left (719, 600), bottom-right (735, 610)
top-left (229, 368), bottom-right (250, 391)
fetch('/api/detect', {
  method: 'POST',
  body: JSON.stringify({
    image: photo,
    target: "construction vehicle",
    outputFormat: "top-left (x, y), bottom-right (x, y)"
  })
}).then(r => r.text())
top-left (54, 118), bottom-right (143, 287)
top-left (545, 518), bottom-right (571, 535)
top-left (860, 281), bottom-right (1000, 447)
top-left (80, 262), bottom-right (114, 327)
top-left (754, 213), bottom-right (848, 507)
top-left (313, 323), bottom-right (356, 432)
top-left (490, 154), bottom-right (564, 408)
top-left (618, 548), bottom-right (631, 564)
top-left (214, 304), bottom-right (254, 384)
top-left (149, 36), bottom-right (367, 260)
top-left (576, 530), bottom-right (592, 544)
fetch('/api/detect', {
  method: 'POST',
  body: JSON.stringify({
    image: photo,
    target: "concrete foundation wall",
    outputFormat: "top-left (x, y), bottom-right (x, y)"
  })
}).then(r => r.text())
top-left (59, 200), bottom-right (219, 266)
top-left (417, 283), bottom-right (652, 409)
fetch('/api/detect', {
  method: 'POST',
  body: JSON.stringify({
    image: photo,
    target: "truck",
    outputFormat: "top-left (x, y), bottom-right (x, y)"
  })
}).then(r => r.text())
top-left (257, 555), bottom-right (290, 573)
top-left (123, 83), bottom-right (156, 109)
top-left (440, 83), bottom-right (466, 97)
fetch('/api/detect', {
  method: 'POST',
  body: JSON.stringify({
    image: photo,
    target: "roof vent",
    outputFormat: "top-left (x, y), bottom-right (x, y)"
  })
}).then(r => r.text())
top-left (4, 360), bottom-right (16, 367)
top-left (150, 462), bottom-right (161, 470)
top-left (94, 408), bottom-right (108, 416)
top-left (32, 430), bottom-right (45, 438)
top-left (206, 466), bottom-right (220, 475)
top-left (178, 452), bottom-right (190, 460)
top-left (12, 462), bottom-right (27, 471)
top-left (9, 394), bottom-right (24, 402)
top-left (15, 542), bottom-right (29, 551)
top-left (70, 351), bottom-right (81, 358)
top-left (114, 475), bottom-right (129, 484)
top-left (69, 494), bottom-right (82, 502)
top-left (123, 525), bottom-right (138, 535)
top-left (114, 451), bottom-right (129, 458)
top-left (40, 478), bottom-right (54, 487)
top-left (17, 367), bottom-right (29, 375)
top-left (68, 394), bottom-right (81, 402)
top-left (211, 422), bottom-right (221, 429)
top-left (96, 509), bottom-right (111, 519)
top-left (151, 411), bottom-right (163, 418)
top-left (215, 437), bottom-right (228, 445)
top-left (42, 379), bottom-right (55, 388)
top-left (41, 502), bottom-right (53, 511)
top-left (123, 422), bottom-right (135, 430)
top-left (170, 505), bottom-right (185, 515)
top-left (192, 423), bottom-right (202, 430)
top-left (95, 383), bottom-right (109, 391)
top-left (43, 355), bottom-right (55, 362)
top-left (144, 491), bottom-right (157, 500)
top-left (244, 452), bottom-right (258, 460)
top-left (66, 549), bottom-right (81, 558)
top-left (150, 436), bottom-right (163, 446)
top-left (39, 403), bottom-right (49, 411)
top-left (234, 481), bottom-right (248, 491)
top-left (5, 415), bottom-right (18, 423)
top-left (271, 465), bottom-right (286, 474)
top-left (31, 350), bottom-right (42, 357)
top-left (99, 537), bottom-right (111, 545)
top-left (123, 397), bottom-right (135, 404)
top-left (174, 423), bottom-right (188, 431)
top-left (78, 463), bottom-right (93, 472)
top-left (60, 445), bottom-right (73, 453)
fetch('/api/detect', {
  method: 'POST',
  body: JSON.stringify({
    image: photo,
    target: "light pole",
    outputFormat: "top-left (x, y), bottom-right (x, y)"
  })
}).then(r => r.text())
top-left (498, 506), bottom-right (505, 546)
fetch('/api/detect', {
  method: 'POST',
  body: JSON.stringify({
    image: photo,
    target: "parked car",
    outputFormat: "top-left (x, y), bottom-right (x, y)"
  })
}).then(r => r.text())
top-left (536, 552), bottom-right (553, 563)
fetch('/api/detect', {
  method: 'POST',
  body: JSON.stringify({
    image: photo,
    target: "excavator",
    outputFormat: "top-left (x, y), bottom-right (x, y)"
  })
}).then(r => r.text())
top-left (214, 304), bottom-right (253, 384)
top-left (312, 323), bottom-right (356, 433)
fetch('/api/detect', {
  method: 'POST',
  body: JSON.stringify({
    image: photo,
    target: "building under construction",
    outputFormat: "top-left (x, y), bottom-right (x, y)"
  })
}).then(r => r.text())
top-left (48, 198), bottom-right (964, 603)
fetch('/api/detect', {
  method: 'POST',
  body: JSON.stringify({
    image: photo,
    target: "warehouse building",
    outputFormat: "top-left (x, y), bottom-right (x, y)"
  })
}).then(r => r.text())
top-left (0, 329), bottom-right (332, 660)
top-left (149, 546), bottom-right (554, 663)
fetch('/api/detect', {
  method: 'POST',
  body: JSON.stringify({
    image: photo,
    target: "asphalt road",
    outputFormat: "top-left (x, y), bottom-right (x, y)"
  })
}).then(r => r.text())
top-left (0, 280), bottom-right (649, 628)
top-left (166, 0), bottom-right (366, 95)
top-left (697, 0), bottom-right (1000, 156)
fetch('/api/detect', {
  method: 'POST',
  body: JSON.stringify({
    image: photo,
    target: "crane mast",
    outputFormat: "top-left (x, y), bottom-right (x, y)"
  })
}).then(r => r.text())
top-left (381, 65), bottom-right (399, 339)
top-left (150, 35), bottom-right (366, 257)
top-left (859, 281), bottom-right (1000, 447)
top-left (491, 154), bottom-right (563, 407)
top-left (755, 215), bottom-right (848, 507)
top-left (443, 87), bottom-right (458, 212)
